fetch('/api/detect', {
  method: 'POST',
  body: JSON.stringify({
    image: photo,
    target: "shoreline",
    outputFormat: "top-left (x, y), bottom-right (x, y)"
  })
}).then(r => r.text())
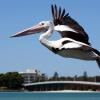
top-left (0, 90), bottom-right (100, 93)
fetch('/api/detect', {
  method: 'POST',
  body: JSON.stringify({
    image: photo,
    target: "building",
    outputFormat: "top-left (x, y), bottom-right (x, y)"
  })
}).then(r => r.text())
top-left (19, 68), bottom-right (41, 84)
top-left (23, 81), bottom-right (100, 91)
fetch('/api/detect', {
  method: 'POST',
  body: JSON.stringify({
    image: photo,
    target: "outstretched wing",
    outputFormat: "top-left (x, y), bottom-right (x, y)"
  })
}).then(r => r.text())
top-left (51, 4), bottom-right (90, 45)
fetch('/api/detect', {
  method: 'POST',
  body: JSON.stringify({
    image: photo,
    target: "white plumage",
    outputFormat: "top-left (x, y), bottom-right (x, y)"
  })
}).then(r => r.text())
top-left (54, 25), bottom-right (77, 33)
top-left (11, 5), bottom-right (100, 68)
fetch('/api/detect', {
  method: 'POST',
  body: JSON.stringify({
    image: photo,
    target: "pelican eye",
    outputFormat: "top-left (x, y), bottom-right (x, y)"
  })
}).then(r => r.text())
top-left (41, 23), bottom-right (44, 25)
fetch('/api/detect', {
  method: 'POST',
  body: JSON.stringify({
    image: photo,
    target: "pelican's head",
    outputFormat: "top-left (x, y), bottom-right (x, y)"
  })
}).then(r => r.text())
top-left (11, 21), bottom-right (54, 37)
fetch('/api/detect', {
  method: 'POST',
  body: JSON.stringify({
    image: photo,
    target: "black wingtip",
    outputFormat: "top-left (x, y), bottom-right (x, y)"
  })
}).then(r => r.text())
top-left (51, 4), bottom-right (55, 19)
top-left (51, 4), bottom-right (69, 25)
top-left (58, 6), bottom-right (61, 17)
top-left (54, 4), bottom-right (57, 18)
top-left (61, 8), bottom-right (65, 18)
top-left (51, 4), bottom-right (53, 11)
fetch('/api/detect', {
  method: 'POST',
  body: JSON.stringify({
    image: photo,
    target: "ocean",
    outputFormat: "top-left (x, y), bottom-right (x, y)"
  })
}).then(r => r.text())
top-left (0, 92), bottom-right (100, 100)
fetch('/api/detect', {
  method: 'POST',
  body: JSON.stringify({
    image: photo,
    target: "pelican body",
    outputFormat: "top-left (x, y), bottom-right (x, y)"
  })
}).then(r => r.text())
top-left (11, 5), bottom-right (100, 68)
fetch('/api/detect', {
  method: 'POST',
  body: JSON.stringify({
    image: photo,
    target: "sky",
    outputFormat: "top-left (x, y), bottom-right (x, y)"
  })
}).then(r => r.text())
top-left (0, 0), bottom-right (100, 76)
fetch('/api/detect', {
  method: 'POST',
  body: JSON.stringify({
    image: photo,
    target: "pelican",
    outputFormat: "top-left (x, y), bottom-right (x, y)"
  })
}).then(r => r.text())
top-left (11, 5), bottom-right (100, 68)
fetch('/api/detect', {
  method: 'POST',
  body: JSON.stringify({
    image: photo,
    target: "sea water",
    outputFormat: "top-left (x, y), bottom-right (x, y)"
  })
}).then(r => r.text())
top-left (0, 92), bottom-right (100, 100)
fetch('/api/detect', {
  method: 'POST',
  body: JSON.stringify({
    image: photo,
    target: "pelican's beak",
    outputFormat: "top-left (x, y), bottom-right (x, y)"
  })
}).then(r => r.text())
top-left (11, 23), bottom-right (45, 38)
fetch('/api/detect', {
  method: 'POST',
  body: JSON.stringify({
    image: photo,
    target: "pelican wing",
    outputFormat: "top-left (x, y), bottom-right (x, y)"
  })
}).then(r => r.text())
top-left (60, 40), bottom-right (91, 51)
top-left (51, 4), bottom-right (90, 45)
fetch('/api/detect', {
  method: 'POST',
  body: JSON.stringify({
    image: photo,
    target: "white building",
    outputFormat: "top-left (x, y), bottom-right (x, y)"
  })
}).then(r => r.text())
top-left (19, 68), bottom-right (41, 84)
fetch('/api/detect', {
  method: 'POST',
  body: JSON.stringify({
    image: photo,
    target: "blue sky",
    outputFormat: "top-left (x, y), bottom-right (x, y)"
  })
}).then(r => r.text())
top-left (0, 0), bottom-right (100, 76)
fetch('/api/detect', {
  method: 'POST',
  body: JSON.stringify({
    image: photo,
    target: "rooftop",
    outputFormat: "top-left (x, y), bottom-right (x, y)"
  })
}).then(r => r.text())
top-left (24, 81), bottom-right (100, 86)
top-left (19, 68), bottom-right (40, 74)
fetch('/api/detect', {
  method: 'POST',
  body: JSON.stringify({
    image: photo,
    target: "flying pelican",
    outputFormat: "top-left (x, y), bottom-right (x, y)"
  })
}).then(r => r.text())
top-left (11, 5), bottom-right (100, 68)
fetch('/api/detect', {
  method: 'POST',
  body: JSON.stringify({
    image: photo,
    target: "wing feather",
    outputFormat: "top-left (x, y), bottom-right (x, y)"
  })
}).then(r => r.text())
top-left (51, 4), bottom-right (90, 45)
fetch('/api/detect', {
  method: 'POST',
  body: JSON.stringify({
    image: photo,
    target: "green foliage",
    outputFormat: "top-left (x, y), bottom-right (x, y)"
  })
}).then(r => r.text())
top-left (0, 74), bottom-right (5, 86)
top-left (0, 70), bottom-right (100, 91)
top-left (0, 72), bottom-right (24, 89)
top-left (48, 71), bottom-right (100, 82)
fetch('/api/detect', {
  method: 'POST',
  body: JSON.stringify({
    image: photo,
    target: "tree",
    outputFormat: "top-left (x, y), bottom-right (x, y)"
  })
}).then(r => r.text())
top-left (40, 73), bottom-right (48, 81)
top-left (4, 72), bottom-right (24, 89)
top-left (0, 74), bottom-right (6, 87)
top-left (83, 71), bottom-right (88, 81)
top-left (52, 72), bottom-right (59, 81)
